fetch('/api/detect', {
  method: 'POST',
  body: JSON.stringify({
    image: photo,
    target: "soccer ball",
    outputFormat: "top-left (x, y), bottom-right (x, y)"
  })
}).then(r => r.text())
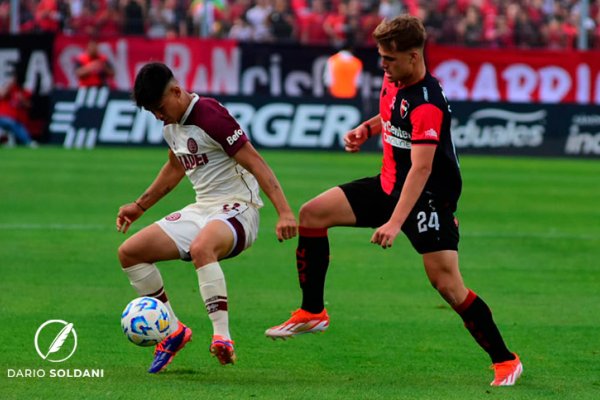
top-left (120, 297), bottom-right (171, 346)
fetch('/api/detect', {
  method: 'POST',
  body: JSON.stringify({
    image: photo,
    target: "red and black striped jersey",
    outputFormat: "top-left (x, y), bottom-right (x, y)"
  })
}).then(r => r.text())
top-left (378, 72), bottom-right (462, 210)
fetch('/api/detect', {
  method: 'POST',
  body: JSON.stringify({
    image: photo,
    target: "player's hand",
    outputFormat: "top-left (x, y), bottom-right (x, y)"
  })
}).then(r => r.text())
top-left (370, 221), bottom-right (401, 249)
top-left (116, 203), bottom-right (144, 234)
top-left (343, 125), bottom-right (369, 153)
top-left (275, 212), bottom-right (298, 242)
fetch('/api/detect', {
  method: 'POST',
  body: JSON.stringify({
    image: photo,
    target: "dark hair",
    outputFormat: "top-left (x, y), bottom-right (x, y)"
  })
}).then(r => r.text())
top-left (373, 15), bottom-right (427, 52)
top-left (133, 62), bottom-right (174, 110)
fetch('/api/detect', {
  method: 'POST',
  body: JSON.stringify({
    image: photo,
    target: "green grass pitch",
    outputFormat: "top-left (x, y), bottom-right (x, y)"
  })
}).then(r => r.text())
top-left (1, 147), bottom-right (599, 399)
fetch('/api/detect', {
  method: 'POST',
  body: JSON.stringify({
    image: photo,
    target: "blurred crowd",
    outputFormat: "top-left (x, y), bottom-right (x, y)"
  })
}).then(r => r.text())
top-left (1, 0), bottom-right (600, 49)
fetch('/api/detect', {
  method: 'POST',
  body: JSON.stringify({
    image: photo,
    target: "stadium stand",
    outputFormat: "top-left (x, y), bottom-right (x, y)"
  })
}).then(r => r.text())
top-left (2, 0), bottom-right (599, 49)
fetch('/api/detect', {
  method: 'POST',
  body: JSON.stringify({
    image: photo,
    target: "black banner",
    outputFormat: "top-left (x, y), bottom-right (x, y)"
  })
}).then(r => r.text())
top-left (238, 42), bottom-right (382, 105)
top-left (48, 88), bottom-right (600, 158)
top-left (450, 102), bottom-right (600, 157)
top-left (48, 89), bottom-right (370, 150)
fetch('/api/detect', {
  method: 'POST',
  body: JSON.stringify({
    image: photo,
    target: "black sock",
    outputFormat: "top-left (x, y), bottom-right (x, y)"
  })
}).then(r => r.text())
top-left (297, 227), bottom-right (329, 314)
top-left (455, 290), bottom-right (515, 364)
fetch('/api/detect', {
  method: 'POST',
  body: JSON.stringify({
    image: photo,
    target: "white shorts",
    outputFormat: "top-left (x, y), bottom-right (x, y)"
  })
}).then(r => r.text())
top-left (155, 202), bottom-right (260, 261)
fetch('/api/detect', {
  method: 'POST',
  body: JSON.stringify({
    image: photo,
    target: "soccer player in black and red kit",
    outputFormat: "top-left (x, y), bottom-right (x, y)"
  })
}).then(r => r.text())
top-left (265, 15), bottom-right (523, 386)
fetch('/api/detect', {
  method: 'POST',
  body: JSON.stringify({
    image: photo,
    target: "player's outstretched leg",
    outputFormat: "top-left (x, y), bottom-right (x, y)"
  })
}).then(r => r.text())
top-left (265, 308), bottom-right (329, 339)
top-left (491, 353), bottom-right (523, 386)
top-left (148, 321), bottom-right (193, 373)
top-left (209, 335), bottom-right (236, 365)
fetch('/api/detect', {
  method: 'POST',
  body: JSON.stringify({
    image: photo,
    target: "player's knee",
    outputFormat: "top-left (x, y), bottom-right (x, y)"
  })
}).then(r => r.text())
top-left (430, 279), bottom-right (464, 307)
top-left (188, 241), bottom-right (203, 263)
top-left (299, 201), bottom-right (324, 226)
top-left (189, 241), bottom-right (217, 267)
top-left (428, 272), bottom-right (448, 292)
top-left (118, 242), bottom-right (136, 268)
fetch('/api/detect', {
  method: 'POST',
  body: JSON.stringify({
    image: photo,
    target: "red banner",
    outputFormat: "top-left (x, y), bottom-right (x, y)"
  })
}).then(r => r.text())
top-left (426, 44), bottom-right (600, 105)
top-left (53, 35), bottom-right (239, 93)
top-left (53, 35), bottom-right (600, 105)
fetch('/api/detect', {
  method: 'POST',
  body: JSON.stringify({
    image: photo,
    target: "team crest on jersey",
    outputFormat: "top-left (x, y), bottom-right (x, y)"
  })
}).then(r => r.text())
top-left (187, 138), bottom-right (198, 154)
top-left (165, 212), bottom-right (182, 221)
top-left (400, 99), bottom-right (410, 119)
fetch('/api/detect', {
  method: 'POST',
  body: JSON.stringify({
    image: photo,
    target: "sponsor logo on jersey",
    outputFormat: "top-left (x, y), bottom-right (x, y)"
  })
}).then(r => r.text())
top-left (400, 99), bottom-right (409, 119)
top-left (187, 138), bottom-right (199, 153)
top-left (178, 153), bottom-right (209, 170)
top-left (424, 128), bottom-right (439, 139)
top-left (382, 120), bottom-right (411, 149)
top-left (226, 129), bottom-right (244, 145)
top-left (384, 133), bottom-right (411, 149)
top-left (383, 120), bottom-right (411, 140)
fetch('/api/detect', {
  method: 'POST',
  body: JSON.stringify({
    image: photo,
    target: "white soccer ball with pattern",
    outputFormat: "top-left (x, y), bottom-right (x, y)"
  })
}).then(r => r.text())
top-left (121, 297), bottom-right (171, 346)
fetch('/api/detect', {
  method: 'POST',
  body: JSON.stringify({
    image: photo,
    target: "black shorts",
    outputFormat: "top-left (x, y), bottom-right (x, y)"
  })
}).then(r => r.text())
top-left (339, 175), bottom-right (459, 254)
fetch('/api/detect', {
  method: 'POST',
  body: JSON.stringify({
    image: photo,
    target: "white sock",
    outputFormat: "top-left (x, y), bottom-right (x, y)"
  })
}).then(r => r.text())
top-left (123, 263), bottom-right (179, 334)
top-left (196, 262), bottom-right (230, 340)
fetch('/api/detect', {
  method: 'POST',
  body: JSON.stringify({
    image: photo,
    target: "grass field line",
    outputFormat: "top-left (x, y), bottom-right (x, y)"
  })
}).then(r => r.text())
top-left (0, 222), bottom-right (597, 241)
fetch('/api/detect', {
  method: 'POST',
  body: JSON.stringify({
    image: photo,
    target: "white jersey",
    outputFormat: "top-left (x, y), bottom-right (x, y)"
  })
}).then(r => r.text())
top-left (162, 94), bottom-right (263, 209)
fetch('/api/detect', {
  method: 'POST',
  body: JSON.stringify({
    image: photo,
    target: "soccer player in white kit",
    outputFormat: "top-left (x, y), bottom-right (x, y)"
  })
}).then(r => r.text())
top-left (116, 62), bottom-right (297, 373)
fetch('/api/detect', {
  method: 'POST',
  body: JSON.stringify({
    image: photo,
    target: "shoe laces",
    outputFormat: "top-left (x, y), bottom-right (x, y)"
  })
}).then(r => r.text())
top-left (291, 309), bottom-right (304, 317)
top-left (154, 323), bottom-right (184, 354)
top-left (292, 308), bottom-right (327, 318)
top-left (212, 335), bottom-right (234, 347)
top-left (155, 341), bottom-right (174, 355)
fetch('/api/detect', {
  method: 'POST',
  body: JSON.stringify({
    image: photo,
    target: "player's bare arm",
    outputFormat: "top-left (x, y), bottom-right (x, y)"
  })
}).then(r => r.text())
top-left (371, 144), bottom-right (435, 248)
top-left (344, 114), bottom-right (381, 153)
top-left (116, 149), bottom-right (185, 234)
top-left (233, 142), bottom-right (298, 242)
